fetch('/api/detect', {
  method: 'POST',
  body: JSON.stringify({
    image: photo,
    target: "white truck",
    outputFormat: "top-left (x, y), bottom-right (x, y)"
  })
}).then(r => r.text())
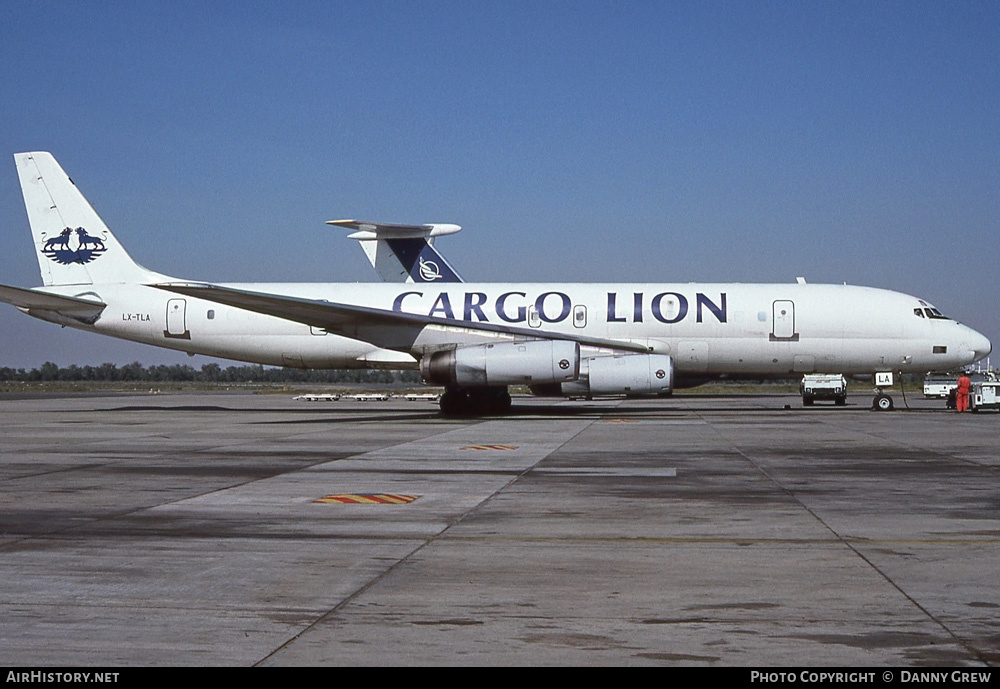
top-left (923, 375), bottom-right (958, 399)
top-left (969, 381), bottom-right (1000, 412)
top-left (800, 374), bottom-right (848, 406)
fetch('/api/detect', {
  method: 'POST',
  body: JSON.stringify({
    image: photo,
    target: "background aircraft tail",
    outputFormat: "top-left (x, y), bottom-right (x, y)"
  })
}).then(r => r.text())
top-left (328, 219), bottom-right (464, 283)
top-left (15, 152), bottom-right (163, 286)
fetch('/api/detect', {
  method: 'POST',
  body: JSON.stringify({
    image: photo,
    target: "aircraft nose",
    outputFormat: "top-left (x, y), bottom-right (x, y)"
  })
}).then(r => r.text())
top-left (961, 326), bottom-right (992, 364)
top-left (972, 330), bottom-right (992, 362)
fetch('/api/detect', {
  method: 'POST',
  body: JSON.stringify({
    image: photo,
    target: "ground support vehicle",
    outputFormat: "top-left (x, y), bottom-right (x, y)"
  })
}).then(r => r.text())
top-left (800, 374), bottom-right (847, 406)
top-left (969, 381), bottom-right (1000, 412)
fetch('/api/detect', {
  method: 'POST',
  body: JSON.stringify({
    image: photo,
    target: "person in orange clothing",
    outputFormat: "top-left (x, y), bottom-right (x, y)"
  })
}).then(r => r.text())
top-left (956, 373), bottom-right (972, 412)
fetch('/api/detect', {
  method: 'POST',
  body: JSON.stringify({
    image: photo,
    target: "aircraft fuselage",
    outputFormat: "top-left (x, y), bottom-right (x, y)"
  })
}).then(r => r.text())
top-left (27, 281), bottom-right (989, 378)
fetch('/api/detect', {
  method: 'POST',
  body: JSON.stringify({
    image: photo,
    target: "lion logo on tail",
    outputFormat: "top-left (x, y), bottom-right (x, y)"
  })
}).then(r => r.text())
top-left (41, 227), bottom-right (108, 265)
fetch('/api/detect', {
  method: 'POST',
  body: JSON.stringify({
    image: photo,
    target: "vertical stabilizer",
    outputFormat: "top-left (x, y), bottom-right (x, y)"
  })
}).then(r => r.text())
top-left (15, 152), bottom-right (162, 286)
top-left (376, 237), bottom-right (463, 283)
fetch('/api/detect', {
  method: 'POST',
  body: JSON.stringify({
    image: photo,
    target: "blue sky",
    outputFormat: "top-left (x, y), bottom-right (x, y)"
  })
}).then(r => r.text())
top-left (1, 1), bottom-right (998, 369)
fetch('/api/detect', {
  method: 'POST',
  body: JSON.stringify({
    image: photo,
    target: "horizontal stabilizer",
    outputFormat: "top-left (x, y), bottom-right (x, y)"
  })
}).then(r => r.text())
top-left (0, 283), bottom-right (106, 313)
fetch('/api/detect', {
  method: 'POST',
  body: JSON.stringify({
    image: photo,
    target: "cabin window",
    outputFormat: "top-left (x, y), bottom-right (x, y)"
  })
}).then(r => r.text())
top-left (933, 346), bottom-right (947, 354)
top-left (207, 310), bottom-right (215, 320)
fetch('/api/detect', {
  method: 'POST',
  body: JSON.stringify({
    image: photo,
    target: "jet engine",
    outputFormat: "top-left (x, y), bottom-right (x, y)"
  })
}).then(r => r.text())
top-left (559, 354), bottom-right (674, 397)
top-left (420, 340), bottom-right (580, 387)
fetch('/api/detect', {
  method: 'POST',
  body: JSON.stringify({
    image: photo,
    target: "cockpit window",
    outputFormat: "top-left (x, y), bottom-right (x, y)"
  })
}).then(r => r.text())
top-left (914, 308), bottom-right (925, 318)
top-left (924, 308), bottom-right (949, 320)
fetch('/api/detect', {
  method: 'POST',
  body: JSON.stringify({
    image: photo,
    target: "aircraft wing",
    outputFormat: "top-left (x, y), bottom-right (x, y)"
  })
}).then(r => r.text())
top-left (153, 282), bottom-right (649, 355)
top-left (0, 283), bottom-right (106, 314)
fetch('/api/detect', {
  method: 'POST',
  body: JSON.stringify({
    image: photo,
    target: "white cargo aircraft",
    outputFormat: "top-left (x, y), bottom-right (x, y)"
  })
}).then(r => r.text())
top-left (1, 152), bottom-right (991, 415)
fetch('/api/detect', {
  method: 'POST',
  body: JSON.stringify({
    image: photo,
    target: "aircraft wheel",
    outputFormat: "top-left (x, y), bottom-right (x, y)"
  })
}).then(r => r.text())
top-left (835, 396), bottom-right (847, 406)
top-left (470, 387), bottom-right (512, 416)
top-left (873, 394), bottom-right (894, 411)
top-left (439, 387), bottom-right (512, 416)
top-left (493, 389), bottom-right (512, 415)
top-left (439, 389), bottom-right (468, 416)
top-left (803, 396), bottom-right (814, 406)
top-left (467, 388), bottom-right (494, 416)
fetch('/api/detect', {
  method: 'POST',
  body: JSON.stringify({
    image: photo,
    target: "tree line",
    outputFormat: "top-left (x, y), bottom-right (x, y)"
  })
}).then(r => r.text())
top-left (0, 362), bottom-right (422, 384)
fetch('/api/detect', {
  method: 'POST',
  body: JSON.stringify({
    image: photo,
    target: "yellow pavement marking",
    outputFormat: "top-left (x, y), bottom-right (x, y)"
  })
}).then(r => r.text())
top-left (461, 444), bottom-right (518, 450)
top-left (314, 494), bottom-right (418, 504)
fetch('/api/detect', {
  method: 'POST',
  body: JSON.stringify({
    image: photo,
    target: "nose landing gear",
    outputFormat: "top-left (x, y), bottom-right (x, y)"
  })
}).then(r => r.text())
top-left (871, 371), bottom-right (896, 411)
top-left (872, 393), bottom-right (894, 411)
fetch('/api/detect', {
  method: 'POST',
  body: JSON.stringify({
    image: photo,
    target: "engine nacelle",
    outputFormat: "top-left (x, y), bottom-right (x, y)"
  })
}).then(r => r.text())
top-left (561, 354), bottom-right (674, 397)
top-left (421, 340), bottom-right (580, 387)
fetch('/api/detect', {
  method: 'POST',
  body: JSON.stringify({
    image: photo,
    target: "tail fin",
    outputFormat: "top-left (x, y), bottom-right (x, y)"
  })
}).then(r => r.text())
top-left (327, 219), bottom-right (464, 283)
top-left (15, 152), bottom-right (163, 286)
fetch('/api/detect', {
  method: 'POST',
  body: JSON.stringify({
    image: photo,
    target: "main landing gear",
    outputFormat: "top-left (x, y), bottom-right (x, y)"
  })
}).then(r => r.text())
top-left (439, 386), bottom-right (512, 417)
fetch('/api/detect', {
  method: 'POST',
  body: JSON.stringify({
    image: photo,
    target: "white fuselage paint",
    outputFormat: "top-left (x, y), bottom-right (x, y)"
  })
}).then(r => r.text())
top-left (29, 281), bottom-right (990, 377)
